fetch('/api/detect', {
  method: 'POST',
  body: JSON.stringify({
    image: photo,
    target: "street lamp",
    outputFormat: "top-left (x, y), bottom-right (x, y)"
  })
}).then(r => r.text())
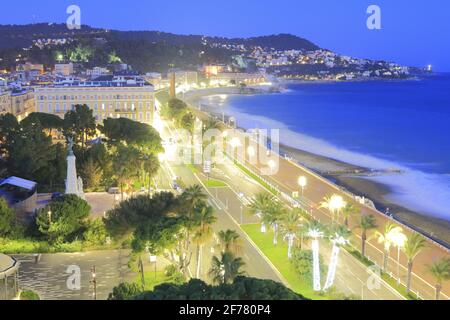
top-left (389, 231), bottom-right (407, 285)
top-left (150, 255), bottom-right (157, 280)
top-left (298, 176), bottom-right (307, 196)
top-left (240, 205), bottom-right (243, 224)
top-left (247, 146), bottom-right (255, 158)
top-left (329, 194), bottom-right (346, 223)
top-left (47, 210), bottom-right (52, 224)
top-left (230, 137), bottom-right (241, 148)
top-left (158, 153), bottom-right (166, 162)
top-left (90, 266), bottom-right (97, 300)
top-left (268, 159), bottom-right (276, 173)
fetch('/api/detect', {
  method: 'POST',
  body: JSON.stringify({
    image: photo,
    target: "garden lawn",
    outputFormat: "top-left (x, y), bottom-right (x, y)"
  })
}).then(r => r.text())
top-left (205, 178), bottom-right (227, 188)
top-left (241, 224), bottom-right (328, 300)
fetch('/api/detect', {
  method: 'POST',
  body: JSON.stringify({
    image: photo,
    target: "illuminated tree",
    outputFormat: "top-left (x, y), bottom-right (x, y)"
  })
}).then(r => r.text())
top-left (280, 209), bottom-right (302, 259)
top-left (375, 222), bottom-right (403, 272)
top-left (323, 225), bottom-right (351, 291)
top-left (249, 193), bottom-right (275, 233)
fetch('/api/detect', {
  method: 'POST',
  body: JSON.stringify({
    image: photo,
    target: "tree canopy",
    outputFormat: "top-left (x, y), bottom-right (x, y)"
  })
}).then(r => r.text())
top-left (0, 114), bottom-right (66, 187)
top-left (109, 277), bottom-right (306, 300)
top-left (0, 198), bottom-right (15, 237)
top-left (63, 104), bottom-right (97, 148)
top-left (36, 194), bottom-right (91, 242)
top-left (101, 117), bottom-right (163, 155)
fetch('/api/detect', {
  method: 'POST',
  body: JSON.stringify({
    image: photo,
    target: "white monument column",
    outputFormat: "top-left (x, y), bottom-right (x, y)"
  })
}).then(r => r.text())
top-left (65, 138), bottom-right (85, 199)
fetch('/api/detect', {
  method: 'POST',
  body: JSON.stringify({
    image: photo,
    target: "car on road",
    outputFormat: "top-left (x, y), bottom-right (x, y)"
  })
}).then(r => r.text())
top-left (172, 180), bottom-right (182, 192)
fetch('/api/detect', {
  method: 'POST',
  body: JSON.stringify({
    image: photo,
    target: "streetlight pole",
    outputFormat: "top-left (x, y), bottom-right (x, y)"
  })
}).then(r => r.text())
top-left (298, 176), bottom-right (307, 197)
top-left (397, 246), bottom-right (401, 285)
top-left (90, 266), bottom-right (97, 300)
top-left (240, 205), bottom-right (243, 224)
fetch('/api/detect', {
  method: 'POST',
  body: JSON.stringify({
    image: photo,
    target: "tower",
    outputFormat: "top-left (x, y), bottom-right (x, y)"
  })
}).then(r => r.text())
top-left (169, 72), bottom-right (176, 98)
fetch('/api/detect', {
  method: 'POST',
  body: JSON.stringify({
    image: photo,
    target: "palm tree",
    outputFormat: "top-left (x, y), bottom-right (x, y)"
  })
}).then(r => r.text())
top-left (323, 225), bottom-right (351, 291)
top-left (306, 220), bottom-right (325, 291)
top-left (266, 201), bottom-right (286, 245)
top-left (355, 214), bottom-right (378, 258)
top-left (375, 222), bottom-right (403, 272)
top-left (216, 229), bottom-right (243, 255)
top-left (403, 233), bottom-right (427, 294)
top-left (280, 209), bottom-right (302, 259)
top-left (181, 185), bottom-right (207, 214)
top-left (193, 204), bottom-right (217, 278)
top-left (342, 203), bottom-right (359, 227)
top-left (319, 194), bottom-right (346, 225)
top-left (209, 252), bottom-right (245, 285)
top-left (249, 193), bottom-right (275, 233)
top-left (427, 259), bottom-right (450, 300)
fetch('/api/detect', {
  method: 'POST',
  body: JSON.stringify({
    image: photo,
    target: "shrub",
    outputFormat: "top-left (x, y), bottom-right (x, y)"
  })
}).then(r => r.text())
top-left (20, 290), bottom-right (40, 300)
top-left (108, 282), bottom-right (142, 300)
top-left (35, 194), bottom-right (91, 243)
top-left (291, 249), bottom-right (326, 280)
top-left (83, 219), bottom-right (108, 246)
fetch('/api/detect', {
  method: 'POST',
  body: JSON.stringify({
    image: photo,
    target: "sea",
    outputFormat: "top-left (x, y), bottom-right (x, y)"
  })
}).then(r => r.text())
top-left (201, 74), bottom-right (450, 221)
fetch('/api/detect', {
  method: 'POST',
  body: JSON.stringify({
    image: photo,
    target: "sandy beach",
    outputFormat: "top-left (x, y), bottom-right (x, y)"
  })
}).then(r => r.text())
top-left (184, 86), bottom-right (450, 247)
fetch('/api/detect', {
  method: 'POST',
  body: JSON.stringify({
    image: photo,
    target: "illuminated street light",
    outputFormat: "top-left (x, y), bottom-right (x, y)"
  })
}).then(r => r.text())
top-left (158, 153), bottom-right (166, 162)
top-left (268, 159), bottom-right (276, 172)
top-left (247, 146), bottom-right (255, 158)
top-left (230, 137), bottom-right (241, 148)
top-left (389, 230), bottom-right (407, 284)
top-left (298, 176), bottom-right (307, 196)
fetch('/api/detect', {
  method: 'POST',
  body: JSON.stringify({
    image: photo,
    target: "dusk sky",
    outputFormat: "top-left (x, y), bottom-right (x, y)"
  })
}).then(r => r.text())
top-left (2, 0), bottom-right (450, 70)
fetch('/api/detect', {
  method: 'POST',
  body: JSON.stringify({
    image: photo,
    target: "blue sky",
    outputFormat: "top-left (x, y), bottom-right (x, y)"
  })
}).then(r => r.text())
top-left (3, 0), bottom-right (450, 70)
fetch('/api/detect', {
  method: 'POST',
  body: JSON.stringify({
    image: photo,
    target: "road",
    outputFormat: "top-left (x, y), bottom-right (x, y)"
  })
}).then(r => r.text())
top-left (157, 114), bottom-right (403, 300)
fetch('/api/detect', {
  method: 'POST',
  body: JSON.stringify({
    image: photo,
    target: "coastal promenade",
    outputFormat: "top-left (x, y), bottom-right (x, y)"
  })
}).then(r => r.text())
top-left (233, 136), bottom-right (450, 300)
top-left (184, 88), bottom-right (450, 300)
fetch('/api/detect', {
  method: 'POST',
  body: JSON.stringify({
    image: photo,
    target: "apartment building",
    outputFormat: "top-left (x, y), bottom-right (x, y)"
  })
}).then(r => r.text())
top-left (34, 75), bottom-right (155, 124)
top-left (0, 90), bottom-right (35, 121)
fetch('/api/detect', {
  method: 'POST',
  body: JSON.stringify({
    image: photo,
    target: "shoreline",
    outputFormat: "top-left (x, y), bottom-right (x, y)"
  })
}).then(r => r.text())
top-left (184, 86), bottom-right (450, 246)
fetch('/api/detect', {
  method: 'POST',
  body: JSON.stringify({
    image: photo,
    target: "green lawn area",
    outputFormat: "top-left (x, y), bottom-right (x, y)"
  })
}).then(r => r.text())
top-left (234, 162), bottom-right (279, 196)
top-left (134, 270), bottom-right (183, 291)
top-left (186, 163), bottom-right (199, 174)
top-left (205, 178), bottom-right (227, 188)
top-left (241, 224), bottom-right (328, 300)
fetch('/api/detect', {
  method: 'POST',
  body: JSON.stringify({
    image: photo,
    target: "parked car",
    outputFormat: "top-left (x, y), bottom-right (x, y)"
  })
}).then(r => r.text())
top-left (108, 187), bottom-right (120, 194)
top-left (51, 192), bottom-right (63, 200)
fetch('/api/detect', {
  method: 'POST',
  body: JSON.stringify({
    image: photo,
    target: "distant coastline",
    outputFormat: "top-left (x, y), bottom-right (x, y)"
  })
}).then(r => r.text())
top-left (183, 85), bottom-right (450, 247)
